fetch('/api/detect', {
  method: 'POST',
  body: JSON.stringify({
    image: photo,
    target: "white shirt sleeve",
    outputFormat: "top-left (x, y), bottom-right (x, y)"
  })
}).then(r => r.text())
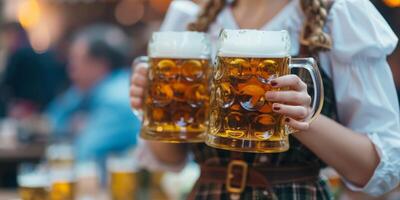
top-left (135, 0), bottom-right (199, 172)
top-left (159, 0), bottom-right (200, 31)
top-left (324, 0), bottom-right (400, 196)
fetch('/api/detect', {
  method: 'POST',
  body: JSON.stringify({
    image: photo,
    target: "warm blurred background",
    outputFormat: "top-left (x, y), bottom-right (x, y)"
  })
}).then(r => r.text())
top-left (0, 0), bottom-right (398, 200)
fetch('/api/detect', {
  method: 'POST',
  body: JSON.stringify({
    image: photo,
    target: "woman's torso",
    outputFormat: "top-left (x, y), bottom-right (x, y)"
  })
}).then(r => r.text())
top-left (152, 0), bottom-right (400, 198)
top-left (175, 1), bottom-right (337, 199)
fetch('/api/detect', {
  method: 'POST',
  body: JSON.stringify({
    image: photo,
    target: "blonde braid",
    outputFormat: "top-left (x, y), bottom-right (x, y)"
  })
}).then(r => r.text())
top-left (188, 0), bottom-right (236, 32)
top-left (300, 0), bottom-right (332, 52)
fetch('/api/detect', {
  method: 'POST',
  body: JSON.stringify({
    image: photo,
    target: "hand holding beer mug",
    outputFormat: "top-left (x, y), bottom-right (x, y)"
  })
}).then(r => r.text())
top-left (206, 30), bottom-right (323, 153)
top-left (134, 32), bottom-right (211, 143)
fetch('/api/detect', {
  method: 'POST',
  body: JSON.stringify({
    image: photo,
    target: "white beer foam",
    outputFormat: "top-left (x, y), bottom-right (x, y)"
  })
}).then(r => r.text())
top-left (49, 168), bottom-right (75, 183)
top-left (107, 157), bottom-right (138, 173)
top-left (18, 174), bottom-right (49, 188)
top-left (149, 31), bottom-right (211, 59)
top-left (107, 161), bottom-right (138, 173)
top-left (218, 29), bottom-right (291, 58)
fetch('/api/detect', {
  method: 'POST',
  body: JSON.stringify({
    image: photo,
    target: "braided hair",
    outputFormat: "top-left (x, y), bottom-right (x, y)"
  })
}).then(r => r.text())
top-left (300, 0), bottom-right (332, 52)
top-left (187, 0), bottom-right (332, 52)
top-left (187, 0), bottom-right (228, 32)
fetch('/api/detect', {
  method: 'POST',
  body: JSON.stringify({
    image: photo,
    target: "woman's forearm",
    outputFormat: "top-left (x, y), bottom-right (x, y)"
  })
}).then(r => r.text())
top-left (293, 115), bottom-right (380, 187)
top-left (148, 142), bottom-right (188, 166)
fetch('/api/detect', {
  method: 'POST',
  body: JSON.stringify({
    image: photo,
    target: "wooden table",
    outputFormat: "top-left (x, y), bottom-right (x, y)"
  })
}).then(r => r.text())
top-left (0, 189), bottom-right (19, 200)
top-left (0, 189), bottom-right (116, 200)
top-left (0, 143), bottom-right (45, 187)
top-left (0, 143), bottom-right (45, 161)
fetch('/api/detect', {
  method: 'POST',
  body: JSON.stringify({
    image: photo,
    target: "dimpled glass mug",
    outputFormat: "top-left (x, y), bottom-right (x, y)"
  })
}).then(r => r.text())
top-left (206, 29), bottom-right (323, 153)
top-left (136, 31), bottom-right (211, 143)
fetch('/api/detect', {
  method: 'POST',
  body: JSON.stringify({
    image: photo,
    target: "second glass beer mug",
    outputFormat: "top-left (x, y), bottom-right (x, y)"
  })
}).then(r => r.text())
top-left (139, 32), bottom-right (211, 143)
top-left (206, 30), bottom-right (323, 153)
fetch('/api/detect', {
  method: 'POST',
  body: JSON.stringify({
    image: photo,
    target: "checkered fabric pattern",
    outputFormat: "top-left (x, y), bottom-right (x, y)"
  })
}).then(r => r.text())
top-left (188, 67), bottom-right (338, 200)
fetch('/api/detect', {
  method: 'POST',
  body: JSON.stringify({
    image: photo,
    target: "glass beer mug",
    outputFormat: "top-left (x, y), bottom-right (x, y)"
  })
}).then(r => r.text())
top-left (18, 163), bottom-right (49, 200)
top-left (206, 29), bottom-right (323, 153)
top-left (137, 31), bottom-right (211, 143)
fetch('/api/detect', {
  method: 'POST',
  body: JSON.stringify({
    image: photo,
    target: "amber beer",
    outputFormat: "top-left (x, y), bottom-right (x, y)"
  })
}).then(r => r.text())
top-left (46, 143), bottom-right (74, 169)
top-left (49, 169), bottom-right (76, 200)
top-left (108, 155), bottom-right (138, 200)
top-left (110, 171), bottom-right (137, 200)
top-left (206, 30), bottom-right (323, 153)
top-left (18, 174), bottom-right (49, 200)
top-left (50, 181), bottom-right (75, 200)
top-left (140, 32), bottom-right (211, 142)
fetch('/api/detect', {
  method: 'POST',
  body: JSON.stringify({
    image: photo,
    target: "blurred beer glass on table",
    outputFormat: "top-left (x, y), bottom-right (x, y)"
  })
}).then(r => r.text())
top-left (46, 142), bottom-right (74, 168)
top-left (49, 167), bottom-right (76, 200)
top-left (206, 29), bottom-right (323, 153)
top-left (18, 163), bottom-right (49, 200)
top-left (107, 153), bottom-right (139, 200)
top-left (136, 31), bottom-right (211, 143)
top-left (75, 161), bottom-right (101, 200)
top-left (320, 167), bottom-right (342, 198)
top-left (45, 141), bottom-right (76, 199)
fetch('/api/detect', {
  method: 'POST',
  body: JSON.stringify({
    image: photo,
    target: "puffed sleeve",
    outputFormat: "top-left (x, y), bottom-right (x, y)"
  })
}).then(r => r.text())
top-left (324, 0), bottom-right (400, 196)
top-left (159, 0), bottom-right (200, 31)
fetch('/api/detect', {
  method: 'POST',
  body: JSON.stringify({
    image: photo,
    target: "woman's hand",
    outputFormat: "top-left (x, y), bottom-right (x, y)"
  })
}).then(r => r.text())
top-left (130, 63), bottom-right (148, 109)
top-left (265, 74), bottom-right (312, 131)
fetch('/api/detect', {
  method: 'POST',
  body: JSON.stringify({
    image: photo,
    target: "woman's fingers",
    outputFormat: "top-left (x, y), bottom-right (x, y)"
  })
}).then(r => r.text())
top-left (130, 85), bottom-right (144, 109)
top-left (131, 72), bottom-right (147, 87)
top-left (131, 63), bottom-right (148, 86)
top-left (265, 90), bottom-right (311, 106)
top-left (284, 117), bottom-right (310, 131)
top-left (130, 85), bottom-right (144, 98)
top-left (272, 103), bottom-right (310, 120)
top-left (270, 74), bottom-right (307, 91)
top-left (130, 62), bottom-right (149, 109)
top-left (130, 97), bottom-right (142, 109)
top-left (133, 63), bottom-right (148, 76)
top-left (266, 75), bottom-right (312, 131)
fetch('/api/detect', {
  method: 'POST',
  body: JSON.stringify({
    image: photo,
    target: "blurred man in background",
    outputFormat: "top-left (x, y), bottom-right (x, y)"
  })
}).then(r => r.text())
top-left (46, 24), bottom-right (140, 168)
top-left (0, 22), bottom-right (68, 118)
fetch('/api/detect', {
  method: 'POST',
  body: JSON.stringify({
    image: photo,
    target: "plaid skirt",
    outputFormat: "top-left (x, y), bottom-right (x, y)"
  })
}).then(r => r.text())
top-left (188, 66), bottom-right (337, 200)
top-left (191, 178), bottom-right (332, 200)
top-left (189, 138), bottom-right (333, 200)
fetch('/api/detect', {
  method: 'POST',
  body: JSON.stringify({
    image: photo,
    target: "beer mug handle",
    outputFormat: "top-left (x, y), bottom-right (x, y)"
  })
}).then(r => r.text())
top-left (289, 58), bottom-right (324, 123)
top-left (131, 56), bottom-right (150, 120)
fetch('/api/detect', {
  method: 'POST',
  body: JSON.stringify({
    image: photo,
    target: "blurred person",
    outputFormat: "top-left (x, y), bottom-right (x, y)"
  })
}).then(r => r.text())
top-left (46, 24), bottom-right (140, 170)
top-left (0, 22), bottom-right (68, 118)
top-left (131, 0), bottom-right (400, 199)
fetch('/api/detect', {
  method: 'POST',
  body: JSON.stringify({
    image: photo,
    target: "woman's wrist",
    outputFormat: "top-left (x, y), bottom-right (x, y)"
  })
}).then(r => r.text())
top-left (291, 114), bottom-right (324, 138)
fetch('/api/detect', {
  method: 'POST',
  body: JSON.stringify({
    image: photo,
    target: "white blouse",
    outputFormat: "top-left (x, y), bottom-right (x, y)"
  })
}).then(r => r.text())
top-left (138, 0), bottom-right (400, 196)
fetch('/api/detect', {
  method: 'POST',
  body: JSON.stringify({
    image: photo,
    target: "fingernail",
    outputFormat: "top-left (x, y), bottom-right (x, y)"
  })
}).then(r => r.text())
top-left (270, 81), bottom-right (277, 87)
top-left (273, 106), bottom-right (280, 111)
top-left (285, 118), bottom-right (290, 122)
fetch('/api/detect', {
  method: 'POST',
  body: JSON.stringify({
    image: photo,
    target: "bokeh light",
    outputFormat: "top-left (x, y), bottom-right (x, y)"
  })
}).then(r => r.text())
top-left (115, 0), bottom-right (144, 26)
top-left (384, 0), bottom-right (400, 7)
top-left (16, 0), bottom-right (57, 53)
top-left (18, 0), bottom-right (41, 29)
top-left (149, 0), bottom-right (172, 13)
